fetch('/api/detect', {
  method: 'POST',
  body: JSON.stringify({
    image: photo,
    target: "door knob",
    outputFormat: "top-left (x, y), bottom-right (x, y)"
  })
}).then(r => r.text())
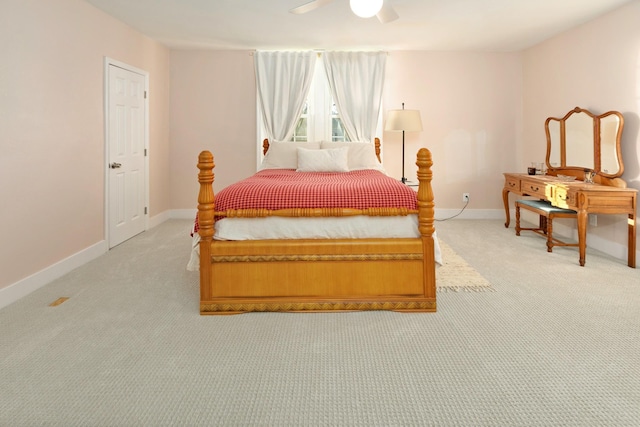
top-left (110, 162), bottom-right (122, 169)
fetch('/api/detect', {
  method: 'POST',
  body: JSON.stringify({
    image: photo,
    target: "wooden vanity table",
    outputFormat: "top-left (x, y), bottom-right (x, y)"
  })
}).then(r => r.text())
top-left (503, 107), bottom-right (637, 267)
top-left (503, 173), bottom-right (636, 267)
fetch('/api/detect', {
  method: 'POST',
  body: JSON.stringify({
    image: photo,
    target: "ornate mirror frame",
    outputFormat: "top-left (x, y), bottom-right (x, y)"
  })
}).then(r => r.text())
top-left (545, 107), bottom-right (625, 185)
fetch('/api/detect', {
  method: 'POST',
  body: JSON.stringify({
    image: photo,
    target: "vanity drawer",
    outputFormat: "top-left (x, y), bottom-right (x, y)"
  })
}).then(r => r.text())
top-left (520, 178), bottom-right (546, 199)
top-left (551, 186), bottom-right (576, 209)
top-left (504, 176), bottom-right (520, 192)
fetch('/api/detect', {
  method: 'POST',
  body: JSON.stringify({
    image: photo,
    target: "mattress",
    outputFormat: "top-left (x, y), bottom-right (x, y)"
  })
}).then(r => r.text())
top-left (187, 215), bottom-right (442, 271)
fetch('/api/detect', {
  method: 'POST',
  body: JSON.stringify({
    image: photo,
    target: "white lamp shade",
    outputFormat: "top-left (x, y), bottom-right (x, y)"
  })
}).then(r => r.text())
top-left (350, 0), bottom-right (383, 18)
top-left (385, 109), bottom-right (423, 132)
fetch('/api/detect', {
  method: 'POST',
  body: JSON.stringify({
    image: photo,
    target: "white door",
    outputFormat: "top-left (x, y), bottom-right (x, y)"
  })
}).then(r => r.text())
top-left (107, 64), bottom-right (147, 248)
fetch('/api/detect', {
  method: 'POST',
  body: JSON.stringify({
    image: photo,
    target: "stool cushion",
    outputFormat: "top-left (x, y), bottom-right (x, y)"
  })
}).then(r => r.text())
top-left (516, 199), bottom-right (577, 214)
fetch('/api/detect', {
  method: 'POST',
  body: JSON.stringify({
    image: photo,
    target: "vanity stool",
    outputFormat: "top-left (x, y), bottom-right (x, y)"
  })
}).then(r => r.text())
top-left (515, 199), bottom-right (579, 253)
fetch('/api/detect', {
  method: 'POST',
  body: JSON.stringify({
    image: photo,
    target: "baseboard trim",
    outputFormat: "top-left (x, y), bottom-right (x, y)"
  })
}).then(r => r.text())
top-left (1, 212), bottom-right (186, 310)
top-left (170, 209), bottom-right (197, 220)
top-left (0, 240), bottom-right (108, 310)
top-left (435, 208), bottom-right (504, 220)
top-left (149, 210), bottom-right (171, 229)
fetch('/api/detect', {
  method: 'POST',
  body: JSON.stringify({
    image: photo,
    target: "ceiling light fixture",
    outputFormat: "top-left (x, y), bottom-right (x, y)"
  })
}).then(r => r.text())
top-left (350, 0), bottom-right (383, 18)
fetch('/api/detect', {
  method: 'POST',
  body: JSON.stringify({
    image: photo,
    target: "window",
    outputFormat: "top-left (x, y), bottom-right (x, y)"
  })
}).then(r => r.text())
top-left (301, 60), bottom-right (349, 142)
top-left (284, 60), bottom-right (349, 143)
top-left (255, 51), bottom-right (386, 168)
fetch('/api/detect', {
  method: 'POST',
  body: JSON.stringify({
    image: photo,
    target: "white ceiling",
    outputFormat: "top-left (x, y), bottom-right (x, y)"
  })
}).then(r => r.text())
top-left (83, 0), bottom-right (632, 52)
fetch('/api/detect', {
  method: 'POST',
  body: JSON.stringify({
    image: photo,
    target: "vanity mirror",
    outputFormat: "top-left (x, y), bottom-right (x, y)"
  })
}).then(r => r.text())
top-left (545, 107), bottom-right (625, 186)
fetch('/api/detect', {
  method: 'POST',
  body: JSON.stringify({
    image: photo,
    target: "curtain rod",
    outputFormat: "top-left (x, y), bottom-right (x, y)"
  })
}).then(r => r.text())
top-left (249, 50), bottom-right (390, 56)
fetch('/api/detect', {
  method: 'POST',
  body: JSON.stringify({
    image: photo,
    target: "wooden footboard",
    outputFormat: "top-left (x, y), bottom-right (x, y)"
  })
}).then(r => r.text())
top-left (196, 148), bottom-right (436, 314)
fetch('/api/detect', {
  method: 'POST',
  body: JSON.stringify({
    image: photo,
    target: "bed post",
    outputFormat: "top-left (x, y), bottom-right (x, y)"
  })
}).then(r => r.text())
top-left (374, 138), bottom-right (381, 162)
top-left (197, 151), bottom-right (215, 306)
top-left (416, 148), bottom-right (436, 298)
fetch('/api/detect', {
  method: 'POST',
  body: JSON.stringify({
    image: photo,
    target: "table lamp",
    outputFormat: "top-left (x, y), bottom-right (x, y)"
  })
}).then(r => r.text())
top-left (385, 103), bottom-right (423, 183)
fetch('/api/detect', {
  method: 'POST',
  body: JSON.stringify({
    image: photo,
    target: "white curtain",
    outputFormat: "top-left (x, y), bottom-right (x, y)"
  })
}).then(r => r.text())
top-left (254, 51), bottom-right (316, 142)
top-left (322, 51), bottom-right (387, 143)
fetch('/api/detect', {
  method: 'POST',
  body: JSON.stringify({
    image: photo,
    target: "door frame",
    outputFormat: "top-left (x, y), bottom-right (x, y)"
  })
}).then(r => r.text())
top-left (103, 57), bottom-right (150, 247)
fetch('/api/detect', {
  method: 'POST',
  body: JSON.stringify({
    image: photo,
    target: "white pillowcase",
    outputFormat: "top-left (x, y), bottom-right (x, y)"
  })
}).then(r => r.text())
top-left (259, 141), bottom-right (321, 170)
top-left (296, 147), bottom-right (350, 172)
top-left (320, 141), bottom-right (384, 172)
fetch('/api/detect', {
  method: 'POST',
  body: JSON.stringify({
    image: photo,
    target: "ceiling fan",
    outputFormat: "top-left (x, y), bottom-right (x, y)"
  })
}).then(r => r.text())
top-left (289, 0), bottom-right (399, 24)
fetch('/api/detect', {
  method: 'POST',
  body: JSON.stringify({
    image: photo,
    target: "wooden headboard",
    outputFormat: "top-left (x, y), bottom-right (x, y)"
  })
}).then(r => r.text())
top-left (262, 138), bottom-right (382, 163)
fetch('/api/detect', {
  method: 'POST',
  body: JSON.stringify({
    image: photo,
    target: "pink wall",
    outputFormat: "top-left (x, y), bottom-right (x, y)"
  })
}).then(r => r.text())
top-left (0, 0), bottom-right (171, 291)
top-left (383, 51), bottom-right (522, 209)
top-left (522, 1), bottom-right (640, 258)
top-left (169, 50), bottom-right (257, 210)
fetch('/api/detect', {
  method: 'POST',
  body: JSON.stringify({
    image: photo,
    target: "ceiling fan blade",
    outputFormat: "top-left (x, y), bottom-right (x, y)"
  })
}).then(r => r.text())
top-left (289, 0), bottom-right (334, 15)
top-left (376, 1), bottom-right (399, 23)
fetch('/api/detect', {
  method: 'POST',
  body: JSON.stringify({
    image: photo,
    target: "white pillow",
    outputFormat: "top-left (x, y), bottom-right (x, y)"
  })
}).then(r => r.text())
top-left (296, 147), bottom-right (350, 172)
top-left (320, 141), bottom-right (384, 172)
top-left (259, 141), bottom-right (321, 170)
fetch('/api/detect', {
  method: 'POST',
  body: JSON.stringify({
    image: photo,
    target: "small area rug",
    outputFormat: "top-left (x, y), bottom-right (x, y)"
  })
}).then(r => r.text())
top-left (436, 240), bottom-right (495, 292)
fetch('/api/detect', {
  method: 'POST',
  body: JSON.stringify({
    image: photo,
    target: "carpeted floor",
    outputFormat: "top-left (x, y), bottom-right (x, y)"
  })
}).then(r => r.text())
top-left (1, 219), bottom-right (639, 426)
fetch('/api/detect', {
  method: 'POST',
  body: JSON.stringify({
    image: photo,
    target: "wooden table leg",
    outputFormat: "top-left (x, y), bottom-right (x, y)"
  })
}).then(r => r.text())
top-left (628, 213), bottom-right (636, 268)
top-left (577, 209), bottom-right (588, 266)
top-left (502, 188), bottom-right (511, 228)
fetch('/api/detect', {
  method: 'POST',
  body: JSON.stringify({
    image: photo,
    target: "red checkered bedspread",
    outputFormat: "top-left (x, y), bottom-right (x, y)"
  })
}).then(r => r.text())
top-left (216, 169), bottom-right (417, 211)
top-left (191, 169), bottom-right (417, 236)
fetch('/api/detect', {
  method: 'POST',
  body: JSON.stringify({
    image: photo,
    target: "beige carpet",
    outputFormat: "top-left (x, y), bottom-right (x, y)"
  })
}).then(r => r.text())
top-left (2, 220), bottom-right (640, 426)
top-left (437, 240), bottom-right (495, 292)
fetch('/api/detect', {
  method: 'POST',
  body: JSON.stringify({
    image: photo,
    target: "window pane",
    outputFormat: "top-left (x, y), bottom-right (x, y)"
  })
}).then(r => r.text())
top-left (332, 118), bottom-right (346, 142)
top-left (290, 100), bottom-right (309, 142)
top-left (331, 101), bottom-right (349, 142)
top-left (291, 117), bottom-right (307, 142)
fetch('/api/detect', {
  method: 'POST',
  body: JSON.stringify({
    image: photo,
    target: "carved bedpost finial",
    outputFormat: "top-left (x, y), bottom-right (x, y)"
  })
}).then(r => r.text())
top-left (263, 139), bottom-right (270, 156)
top-left (197, 151), bottom-right (215, 241)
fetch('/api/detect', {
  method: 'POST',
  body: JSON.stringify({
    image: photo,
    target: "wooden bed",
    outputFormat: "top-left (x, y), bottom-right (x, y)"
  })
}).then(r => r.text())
top-left (195, 139), bottom-right (436, 314)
